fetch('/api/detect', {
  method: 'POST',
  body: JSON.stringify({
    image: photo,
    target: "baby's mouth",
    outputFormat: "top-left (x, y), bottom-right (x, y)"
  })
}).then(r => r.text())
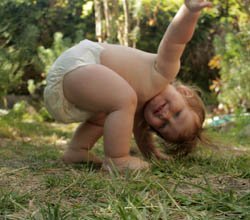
top-left (154, 102), bottom-right (166, 115)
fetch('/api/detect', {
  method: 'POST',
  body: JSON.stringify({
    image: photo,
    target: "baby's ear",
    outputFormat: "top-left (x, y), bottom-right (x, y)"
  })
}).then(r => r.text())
top-left (177, 86), bottom-right (193, 97)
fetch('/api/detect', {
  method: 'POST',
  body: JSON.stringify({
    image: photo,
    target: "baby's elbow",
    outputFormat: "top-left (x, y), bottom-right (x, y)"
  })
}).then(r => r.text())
top-left (155, 59), bottom-right (180, 82)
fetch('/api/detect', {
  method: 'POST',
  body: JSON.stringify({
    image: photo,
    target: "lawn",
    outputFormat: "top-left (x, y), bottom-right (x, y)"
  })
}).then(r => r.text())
top-left (0, 110), bottom-right (249, 219)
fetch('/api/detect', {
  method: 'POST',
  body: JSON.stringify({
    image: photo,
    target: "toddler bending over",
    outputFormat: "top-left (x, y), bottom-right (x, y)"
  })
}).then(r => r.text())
top-left (44, 0), bottom-right (212, 171)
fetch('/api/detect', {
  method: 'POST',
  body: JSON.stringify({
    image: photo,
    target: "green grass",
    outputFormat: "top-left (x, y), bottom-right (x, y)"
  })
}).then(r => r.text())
top-left (0, 113), bottom-right (249, 219)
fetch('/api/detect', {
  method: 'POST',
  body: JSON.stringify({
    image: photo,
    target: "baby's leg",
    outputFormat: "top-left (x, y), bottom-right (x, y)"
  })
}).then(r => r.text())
top-left (63, 65), bottom-right (149, 171)
top-left (63, 121), bottom-right (103, 164)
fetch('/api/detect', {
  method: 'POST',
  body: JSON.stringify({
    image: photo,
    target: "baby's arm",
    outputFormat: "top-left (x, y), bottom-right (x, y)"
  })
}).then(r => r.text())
top-left (155, 0), bottom-right (212, 81)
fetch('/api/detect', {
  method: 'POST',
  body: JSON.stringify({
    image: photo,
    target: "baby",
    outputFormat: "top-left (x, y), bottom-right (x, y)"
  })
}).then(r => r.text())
top-left (44, 0), bottom-right (212, 171)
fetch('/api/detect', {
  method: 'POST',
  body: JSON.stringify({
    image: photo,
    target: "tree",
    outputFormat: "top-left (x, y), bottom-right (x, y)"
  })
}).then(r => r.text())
top-left (93, 0), bottom-right (142, 47)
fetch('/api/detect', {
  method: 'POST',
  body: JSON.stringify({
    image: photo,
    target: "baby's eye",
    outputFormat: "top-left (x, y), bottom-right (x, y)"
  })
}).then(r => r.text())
top-left (174, 111), bottom-right (181, 118)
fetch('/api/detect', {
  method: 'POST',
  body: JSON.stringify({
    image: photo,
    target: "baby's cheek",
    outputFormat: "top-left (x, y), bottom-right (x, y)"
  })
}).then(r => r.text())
top-left (153, 119), bottom-right (164, 129)
top-left (148, 116), bottom-right (157, 127)
top-left (163, 131), bottom-right (178, 142)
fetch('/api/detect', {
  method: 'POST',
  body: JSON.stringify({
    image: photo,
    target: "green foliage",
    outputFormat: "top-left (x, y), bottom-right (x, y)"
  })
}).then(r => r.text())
top-left (0, 0), bottom-right (249, 112)
top-left (0, 0), bottom-right (94, 99)
top-left (180, 12), bottom-right (219, 92)
top-left (0, 0), bottom-right (44, 98)
top-left (214, 27), bottom-right (250, 111)
top-left (138, 0), bottom-right (181, 52)
top-left (7, 101), bottom-right (45, 122)
top-left (1, 100), bottom-right (52, 125)
top-left (38, 32), bottom-right (73, 76)
top-left (212, 0), bottom-right (250, 111)
top-left (0, 191), bottom-right (31, 215)
top-left (38, 203), bottom-right (71, 220)
top-left (0, 49), bottom-right (23, 101)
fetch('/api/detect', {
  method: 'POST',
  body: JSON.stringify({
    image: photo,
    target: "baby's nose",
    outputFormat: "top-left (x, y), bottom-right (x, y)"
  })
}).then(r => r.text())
top-left (159, 110), bottom-right (172, 120)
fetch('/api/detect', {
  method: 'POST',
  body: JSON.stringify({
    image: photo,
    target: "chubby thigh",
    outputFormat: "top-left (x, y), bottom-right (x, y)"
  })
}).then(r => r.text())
top-left (63, 64), bottom-right (137, 114)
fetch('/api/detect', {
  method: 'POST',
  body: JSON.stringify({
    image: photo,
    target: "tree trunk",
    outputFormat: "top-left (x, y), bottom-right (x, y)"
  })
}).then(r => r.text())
top-left (122, 0), bottom-right (130, 46)
top-left (103, 0), bottom-right (111, 40)
top-left (94, 0), bottom-right (103, 42)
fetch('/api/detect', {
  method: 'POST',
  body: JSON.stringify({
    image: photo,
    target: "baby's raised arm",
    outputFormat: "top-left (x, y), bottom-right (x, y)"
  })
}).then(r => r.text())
top-left (155, 0), bottom-right (212, 82)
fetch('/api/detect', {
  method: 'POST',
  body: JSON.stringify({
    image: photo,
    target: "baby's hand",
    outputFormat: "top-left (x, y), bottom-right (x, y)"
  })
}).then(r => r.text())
top-left (102, 156), bottom-right (150, 172)
top-left (153, 148), bottom-right (172, 161)
top-left (185, 0), bottom-right (212, 12)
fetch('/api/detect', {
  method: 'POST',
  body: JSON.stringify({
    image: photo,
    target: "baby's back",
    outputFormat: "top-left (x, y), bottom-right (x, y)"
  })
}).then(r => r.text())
top-left (99, 42), bottom-right (167, 107)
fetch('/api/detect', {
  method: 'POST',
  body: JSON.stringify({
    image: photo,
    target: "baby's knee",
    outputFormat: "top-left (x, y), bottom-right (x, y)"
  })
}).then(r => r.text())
top-left (116, 89), bottom-right (137, 112)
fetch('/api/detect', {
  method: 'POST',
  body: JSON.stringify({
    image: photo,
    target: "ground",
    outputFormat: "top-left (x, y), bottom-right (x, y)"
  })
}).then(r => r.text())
top-left (0, 111), bottom-right (249, 219)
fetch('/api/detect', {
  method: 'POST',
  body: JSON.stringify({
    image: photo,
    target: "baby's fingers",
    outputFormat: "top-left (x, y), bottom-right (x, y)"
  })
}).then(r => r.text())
top-left (185, 0), bottom-right (213, 12)
top-left (199, 1), bottom-right (212, 9)
top-left (154, 150), bottom-right (172, 161)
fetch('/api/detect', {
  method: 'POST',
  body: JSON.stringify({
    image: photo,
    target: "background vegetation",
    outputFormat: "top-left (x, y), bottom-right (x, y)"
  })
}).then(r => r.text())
top-left (0, 0), bottom-right (249, 113)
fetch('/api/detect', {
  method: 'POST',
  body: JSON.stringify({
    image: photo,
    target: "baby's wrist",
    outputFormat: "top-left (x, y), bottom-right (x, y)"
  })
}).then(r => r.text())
top-left (184, 4), bottom-right (202, 14)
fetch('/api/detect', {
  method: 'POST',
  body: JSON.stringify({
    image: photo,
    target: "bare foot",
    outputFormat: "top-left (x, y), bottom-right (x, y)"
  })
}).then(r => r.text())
top-left (62, 148), bottom-right (102, 164)
top-left (102, 156), bottom-right (150, 172)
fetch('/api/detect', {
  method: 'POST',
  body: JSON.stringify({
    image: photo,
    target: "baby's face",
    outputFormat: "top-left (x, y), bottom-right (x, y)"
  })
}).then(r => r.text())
top-left (144, 85), bottom-right (199, 141)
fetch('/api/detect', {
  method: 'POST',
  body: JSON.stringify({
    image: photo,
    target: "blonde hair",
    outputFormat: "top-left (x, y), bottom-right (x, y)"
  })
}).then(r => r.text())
top-left (153, 82), bottom-right (208, 156)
